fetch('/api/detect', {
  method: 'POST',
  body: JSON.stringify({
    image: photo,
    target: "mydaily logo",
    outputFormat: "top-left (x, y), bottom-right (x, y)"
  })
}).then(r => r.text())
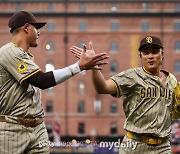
top-left (99, 139), bottom-right (137, 150)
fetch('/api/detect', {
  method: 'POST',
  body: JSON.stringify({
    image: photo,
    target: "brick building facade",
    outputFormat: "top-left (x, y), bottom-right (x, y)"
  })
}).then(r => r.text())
top-left (0, 0), bottom-right (179, 142)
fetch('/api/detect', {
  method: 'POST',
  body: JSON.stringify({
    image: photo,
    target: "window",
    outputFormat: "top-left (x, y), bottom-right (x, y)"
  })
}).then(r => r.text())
top-left (110, 123), bottom-right (117, 135)
top-left (47, 21), bottom-right (54, 32)
top-left (175, 41), bottom-right (180, 53)
top-left (111, 21), bottom-right (118, 32)
top-left (110, 60), bottom-right (118, 73)
top-left (78, 100), bottom-right (85, 113)
top-left (48, 3), bottom-right (54, 12)
top-left (142, 3), bottom-right (149, 12)
top-left (46, 122), bottom-right (53, 134)
top-left (46, 100), bottom-right (53, 113)
top-left (142, 21), bottom-right (149, 32)
top-left (46, 122), bottom-right (54, 141)
top-left (110, 41), bottom-right (118, 53)
top-left (16, 3), bottom-right (22, 11)
top-left (175, 61), bottom-right (180, 73)
top-left (46, 40), bottom-right (54, 53)
top-left (80, 3), bottom-right (85, 12)
top-left (110, 101), bottom-right (118, 113)
top-left (45, 61), bottom-right (54, 94)
top-left (45, 61), bottom-right (55, 72)
top-left (78, 40), bottom-right (85, 48)
top-left (78, 122), bottom-right (85, 135)
top-left (45, 88), bottom-right (53, 94)
top-left (78, 81), bottom-right (85, 94)
top-left (174, 21), bottom-right (180, 32)
top-left (111, 3), bottom-right (117, 12)
top-left (79, 21), bottom-right (86, 32)
top-left (175, 3), bottom-right (180, 12)
top-left (94, 98), bottom-right (101, 113)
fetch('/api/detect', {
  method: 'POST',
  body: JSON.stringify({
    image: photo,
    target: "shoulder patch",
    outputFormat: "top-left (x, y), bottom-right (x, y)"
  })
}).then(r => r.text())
top-left (17, 62), bottom-right (27, 73)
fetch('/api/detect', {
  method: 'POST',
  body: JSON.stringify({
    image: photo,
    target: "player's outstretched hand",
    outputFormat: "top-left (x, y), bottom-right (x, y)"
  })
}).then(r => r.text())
top-left (70, 42), bottom-right (109, 70)
top-left (71, 42), bottom-right (96, 58)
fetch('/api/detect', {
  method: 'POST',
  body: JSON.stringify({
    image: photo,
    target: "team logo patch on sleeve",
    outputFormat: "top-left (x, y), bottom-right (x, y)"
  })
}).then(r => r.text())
top-left (17, 62), bottom-right (27, 73)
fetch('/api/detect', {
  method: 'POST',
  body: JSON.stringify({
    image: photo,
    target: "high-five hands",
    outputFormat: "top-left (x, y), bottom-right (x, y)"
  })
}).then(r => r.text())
top-left (70, 42), bottom-right (109, 70)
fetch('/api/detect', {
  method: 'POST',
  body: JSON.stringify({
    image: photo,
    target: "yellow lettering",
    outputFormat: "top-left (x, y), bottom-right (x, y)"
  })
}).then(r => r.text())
top-left (141, 88), bottom-right (146, 98)
top-left (152, 87), bottom-right (157, 98)
top-left (146, 87), bottom-right (151, 97)
top-left (168, 90), bottom-right (172, 100)
top-left (160, 88), bottom-right (165, 97)
top-left (165, 88), bottom-right (168, 99)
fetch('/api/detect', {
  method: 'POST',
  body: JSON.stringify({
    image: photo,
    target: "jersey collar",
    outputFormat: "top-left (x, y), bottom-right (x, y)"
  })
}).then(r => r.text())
top-left (10, 42), bottom-right (34, 58)
top-left (142, 67), bottom-right (170, 77)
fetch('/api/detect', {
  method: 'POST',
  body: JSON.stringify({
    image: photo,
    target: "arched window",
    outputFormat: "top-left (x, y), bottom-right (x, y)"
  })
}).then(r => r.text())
top-left (110, 60), bottom-right (118, 73)
top-left (45, 61), bottom-right (55, 72)
top-left (174, 41), bottom-right (180, 53)
top-left (46, 40), bottom-right (54, 53)
top-left (110, 123), bottom-right (117, 135)
top-left (142, 21), bottom-right (149, 32)
top-left (78, 122), bottom-right (85, 135)
top-left (78, 81), bottom-right (85, 94)
top-left (110, 41), bottom-right (118, 53)
top-left (110, 101), bottom-right (118, 113)
top-left (46, 100), bottom-right (53, 113)
top-left (175, 61), bottom-right (180, 73)
top-left (78, 100), bottom-right (85, 113)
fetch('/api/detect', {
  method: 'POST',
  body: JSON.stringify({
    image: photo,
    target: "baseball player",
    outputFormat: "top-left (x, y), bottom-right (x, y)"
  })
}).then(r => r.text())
top-left (0, 11), bottom-right (109, 154)
top-left (71, 36), bottom-right (177, 154)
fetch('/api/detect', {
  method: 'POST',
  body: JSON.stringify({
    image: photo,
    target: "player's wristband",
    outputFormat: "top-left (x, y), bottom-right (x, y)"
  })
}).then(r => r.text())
top-left (68, 62), bottom-right (81, 76)
top-left (53, 63), bottom-right (81, 84)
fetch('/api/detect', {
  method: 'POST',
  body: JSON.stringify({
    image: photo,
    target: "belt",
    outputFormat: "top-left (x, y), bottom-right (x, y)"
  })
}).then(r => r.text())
top-left (0, 115), bottom-right (43, 127)
top-left (126, 131), bottom-right (169, 145)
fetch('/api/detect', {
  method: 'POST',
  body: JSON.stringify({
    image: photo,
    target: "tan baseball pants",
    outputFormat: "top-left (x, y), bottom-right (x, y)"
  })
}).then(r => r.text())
top-left (0, 120), bottom-right (49, 154)
top-left (119, 135), bottom-right (172, 154)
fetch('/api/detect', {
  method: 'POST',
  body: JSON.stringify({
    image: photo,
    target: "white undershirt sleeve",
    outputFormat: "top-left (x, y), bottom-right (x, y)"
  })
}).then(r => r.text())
top-left (52, 63), bottom-right (81, 84)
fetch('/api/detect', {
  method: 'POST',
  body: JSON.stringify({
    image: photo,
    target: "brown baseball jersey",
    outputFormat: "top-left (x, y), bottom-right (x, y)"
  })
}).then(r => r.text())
top-left (0, 42), bottom-right (44, 118)
top-left (111, 67), bottom-right (177, 138)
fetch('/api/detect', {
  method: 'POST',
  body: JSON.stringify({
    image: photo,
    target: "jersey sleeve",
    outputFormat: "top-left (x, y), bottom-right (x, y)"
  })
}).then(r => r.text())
top-left (169, 73), bottom-right (177, 89)
top-left (111, 69), bottom-right (137, 98)
top-left (1, 47), bottom-right (41, 84)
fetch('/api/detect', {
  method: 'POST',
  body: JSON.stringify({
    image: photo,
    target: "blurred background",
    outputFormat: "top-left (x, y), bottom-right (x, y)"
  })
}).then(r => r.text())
top-left (0, 0), bottom-right (179, 153)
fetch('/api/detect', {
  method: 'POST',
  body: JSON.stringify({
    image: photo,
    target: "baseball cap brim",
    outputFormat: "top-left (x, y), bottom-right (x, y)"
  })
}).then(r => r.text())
top-left (139, 44), bottom-right (163, 51)
top-left (30, 22), bottom-right (46, 29)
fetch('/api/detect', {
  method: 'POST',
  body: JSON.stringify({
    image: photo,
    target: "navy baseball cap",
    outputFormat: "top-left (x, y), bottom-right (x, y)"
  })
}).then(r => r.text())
top-left (138, 36), bottom-right (163, 51)
top-left (8, 11), bottom-right (46, 33)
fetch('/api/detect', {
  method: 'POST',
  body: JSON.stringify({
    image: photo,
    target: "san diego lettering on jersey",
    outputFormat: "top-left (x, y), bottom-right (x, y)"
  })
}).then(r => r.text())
top-left (141, 86), bottom-right (173, 101)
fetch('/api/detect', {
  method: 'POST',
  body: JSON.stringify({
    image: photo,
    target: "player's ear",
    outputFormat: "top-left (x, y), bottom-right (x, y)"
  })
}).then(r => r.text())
top-left (139, 52), bottom-right (142, 58)
top-left (161, 50), bottom-right (164, 61)
top-left (23, 23), bottom-right (29, 33)
top-left (162, 51), bottom-right (164, 56)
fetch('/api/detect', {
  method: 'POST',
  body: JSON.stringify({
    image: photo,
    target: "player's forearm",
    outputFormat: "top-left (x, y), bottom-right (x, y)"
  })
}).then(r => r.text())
top-left (53, 63), bottom-right (81, 84)
top-left (91, 70), bottom-right (109, 94)
top-left (27, 63), bottom-right (81, 89)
